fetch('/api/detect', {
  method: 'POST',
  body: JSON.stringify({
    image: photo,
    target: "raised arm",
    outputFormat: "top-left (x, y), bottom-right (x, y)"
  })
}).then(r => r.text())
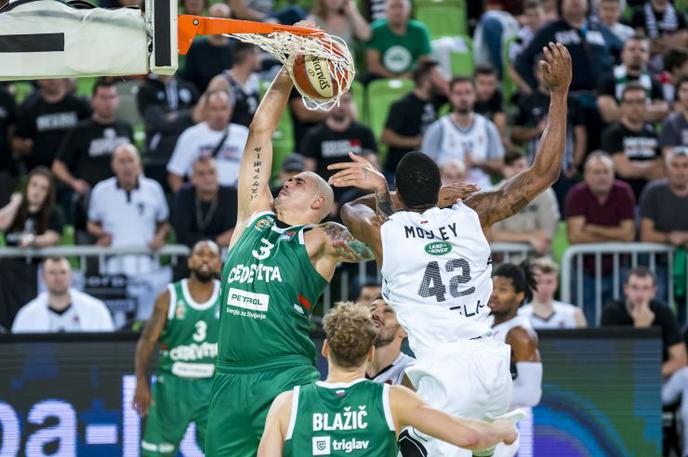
top-left (133, 290), bottom-right (169, 416)
top-left (464, 43), bottom-right (571, 228)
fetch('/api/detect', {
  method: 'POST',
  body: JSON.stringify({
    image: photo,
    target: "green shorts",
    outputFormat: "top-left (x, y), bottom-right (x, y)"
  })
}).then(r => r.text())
top-left (205, 356), bottom-right (320, 457)
top-left (141, 372), bottom-right (213, 456)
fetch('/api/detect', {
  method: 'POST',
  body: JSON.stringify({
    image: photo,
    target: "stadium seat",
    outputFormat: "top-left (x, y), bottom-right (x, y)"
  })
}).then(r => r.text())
top-left (259, 80), bottom-right (294, 176)
top-left (367, 78), bottom-right (413, 142)
top-left (350, 79), bottom-right (366, 123)
top-left (502, 34), bottom-right (518, 107)
top-left (449, 35), bottom-right (474, 77)
top-left (415, 0), bottom-right (467, 39)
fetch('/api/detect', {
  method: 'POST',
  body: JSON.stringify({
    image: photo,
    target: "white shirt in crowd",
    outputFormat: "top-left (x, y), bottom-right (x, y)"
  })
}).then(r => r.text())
top-left (12, 288), bottom-right (114, 333)
top-left (88, 176), bottom-right (169, 275)
top-left (519, 301), bottom-right (580, 329)
top-left (167, 121), bottom-right (249, 186)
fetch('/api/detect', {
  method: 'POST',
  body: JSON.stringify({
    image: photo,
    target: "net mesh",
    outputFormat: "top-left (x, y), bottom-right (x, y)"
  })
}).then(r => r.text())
top-left (225, 31), bottom-right (355, 111)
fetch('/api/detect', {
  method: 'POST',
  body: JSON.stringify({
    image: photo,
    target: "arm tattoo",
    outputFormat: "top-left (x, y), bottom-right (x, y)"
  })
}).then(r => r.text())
top-left (375, 188), bottom-right (394, 221)
top-left (464, 172), bottom-right (535, 227)
top-left (250, 146), bottom-right (262, 201)
top-left (320, 222), bottom-right (375, 263)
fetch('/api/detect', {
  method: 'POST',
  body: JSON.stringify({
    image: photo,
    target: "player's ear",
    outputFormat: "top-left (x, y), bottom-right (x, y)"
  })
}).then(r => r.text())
top-left (516, 291), bottom-right (525, 305)
top-left (367, 346), bottom-right (374, 363)
top-left (397, 327), bottom-right (407, 339)
top-left (311, 195), bottom-right (325, 212)
top-left (322, 339), bottom-right (330, 359)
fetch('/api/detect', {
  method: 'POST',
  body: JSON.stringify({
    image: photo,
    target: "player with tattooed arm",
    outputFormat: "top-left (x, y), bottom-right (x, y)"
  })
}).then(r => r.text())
top-left (327, 43), bottom-right (571, 457)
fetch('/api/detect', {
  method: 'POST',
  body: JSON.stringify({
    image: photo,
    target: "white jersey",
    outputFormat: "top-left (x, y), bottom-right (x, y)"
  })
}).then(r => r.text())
top-left (519, 301), bottom-right (579, 329)
top-left (367, 352), bottom-right (415, 385)
top-left (381, 203), bottom-right (493, 357)
top-left (490, 314), bottom-right (538, 344)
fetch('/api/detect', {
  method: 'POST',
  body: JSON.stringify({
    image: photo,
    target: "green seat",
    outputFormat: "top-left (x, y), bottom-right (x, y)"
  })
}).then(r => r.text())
top-left (448, 35), bottom-right (474, 77)
top-left (415, 0), bottom-right (467, 39)
top-left (260, 80), bottom-right (294, 177)
top-left (76, 77), bottom-right (96, 97)
top-left (502, 34), bottom-right (518, 108)
top-left (350, 79), bottom-right (366, 123)
top-left (367, 78), bottom-right (413, 162)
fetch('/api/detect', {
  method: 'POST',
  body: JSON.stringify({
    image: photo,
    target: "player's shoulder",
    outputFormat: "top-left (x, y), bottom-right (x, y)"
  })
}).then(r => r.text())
top-left (506, 323), bottom-right (537, 346)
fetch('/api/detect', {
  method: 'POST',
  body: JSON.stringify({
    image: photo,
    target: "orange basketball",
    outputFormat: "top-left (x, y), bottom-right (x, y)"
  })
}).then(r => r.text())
top-left (290, 42), bottom-right (351, 101)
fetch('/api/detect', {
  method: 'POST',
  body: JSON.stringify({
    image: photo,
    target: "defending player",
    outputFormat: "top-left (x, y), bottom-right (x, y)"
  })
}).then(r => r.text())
top-left (327, 43), bottom-right (570, 457)
top-left (257, 303), bottom-right (523, 457)
top-left (489, 263), bottom-right (543, 457)
top-left (133, 240), bottom-right (222, 456)
top-left (366, 297), bottom-right (415, 385)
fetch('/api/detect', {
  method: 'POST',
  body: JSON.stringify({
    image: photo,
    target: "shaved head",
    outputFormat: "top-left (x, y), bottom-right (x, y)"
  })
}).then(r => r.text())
top-left (303, 171), bottom-right (335, 221)
top-left (274, 171), bottom-right (335, 224)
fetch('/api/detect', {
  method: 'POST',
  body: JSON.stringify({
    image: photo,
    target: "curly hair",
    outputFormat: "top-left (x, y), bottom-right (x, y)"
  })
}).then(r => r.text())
top-left (323, 302), bottom-right (377, 368)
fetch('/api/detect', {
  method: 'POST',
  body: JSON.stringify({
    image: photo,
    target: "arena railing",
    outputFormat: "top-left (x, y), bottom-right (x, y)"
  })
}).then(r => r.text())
top-left (560, 243), bottom-right (682, 326)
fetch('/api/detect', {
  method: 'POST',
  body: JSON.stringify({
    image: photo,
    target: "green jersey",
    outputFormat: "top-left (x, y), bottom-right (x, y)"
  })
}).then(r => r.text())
top-left (285, 380), bottom-right (398, 457)
top-left (157, 279), bottom-right (221, 378)
top-left (219, 211), bottom-right (328, 364)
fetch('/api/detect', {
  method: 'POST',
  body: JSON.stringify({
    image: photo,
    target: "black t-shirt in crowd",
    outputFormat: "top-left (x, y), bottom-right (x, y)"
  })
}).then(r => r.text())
top-left (474, 89), bottom-right (504, 120)
top-left (300, 121), bottom-right (378, 200)
top-left (383, 92), bottom-right (443, 172)
top-left (0, 86), bottom-right (16, 173)
top-left (171, 184), bottom-right (238, 248)
top-left (4, 207), bottom-right (64, 247)
top-left (181, 38), bottom-right (234, 93)
top-left (223, 72), bottom-right (260, 128)
top-left (601, 299), bottom-right (683, 362)
top-left (601, 122), bottom-right (659, 200)
top-left (289, 88), bottom-right (321, 153)
top-left (597, 71), bottom-right (664, 103)
top-left (15, 91), bottom-right (91, 170)
top-left (56, 118), bottom-right (134, 187)
top-left (631, 5), bottom-right (687, 38)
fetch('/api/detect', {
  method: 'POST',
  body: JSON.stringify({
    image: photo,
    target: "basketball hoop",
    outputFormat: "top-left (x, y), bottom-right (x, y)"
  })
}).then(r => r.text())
top-left (177, 16), bottom-right (355, 111)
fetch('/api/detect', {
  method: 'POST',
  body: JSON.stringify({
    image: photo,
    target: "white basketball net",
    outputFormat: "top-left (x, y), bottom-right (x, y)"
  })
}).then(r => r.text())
top-left (225, 31), bottom-right (355, 111)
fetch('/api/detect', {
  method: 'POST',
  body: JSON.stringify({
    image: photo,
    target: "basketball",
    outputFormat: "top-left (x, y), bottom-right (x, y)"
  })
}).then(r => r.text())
top-left (291, 51), bottom-right (350, 101)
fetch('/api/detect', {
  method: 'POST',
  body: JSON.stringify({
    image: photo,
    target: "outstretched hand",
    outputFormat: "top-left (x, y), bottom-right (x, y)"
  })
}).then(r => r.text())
top-left (438, 182), bottom-right (479, 207)
top-left (327, 152), bottom-right (388, 193)
top-left (539, 42), bottom-right (572, 94)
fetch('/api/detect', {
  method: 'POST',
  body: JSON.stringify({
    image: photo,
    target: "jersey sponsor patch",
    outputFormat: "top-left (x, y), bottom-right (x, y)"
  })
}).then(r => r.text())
top-left (424, 241), bottom-right (452, 256)
top-left (255, 217), bottom-right (273, 231)
top-left (227, 288), bottom-right (270, 312)
top-left (312, 436), bottom-right (331, 455)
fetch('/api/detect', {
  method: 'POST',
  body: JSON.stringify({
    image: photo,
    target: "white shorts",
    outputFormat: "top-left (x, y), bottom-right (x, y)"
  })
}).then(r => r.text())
top-left (405, 338), bottom-right (513, 457)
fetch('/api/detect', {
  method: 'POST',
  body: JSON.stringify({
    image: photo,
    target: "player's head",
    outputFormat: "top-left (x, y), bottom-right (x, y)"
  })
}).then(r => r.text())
top-left (395, 151), bottom-right (442, 211)
top-left (188, 240), bottom-right (222, 283)
top-left (531, 257), bottom-right (559, 303)
top-left (489, 261), bottom-right (536, 318)
top-left (449, 77), bottom-right (476, 115)
top-left (369, 298), bottom-right (407, 348)
top-left (91, 78), bottom-right (119, 121)
top-left (42, 257), bottom-right (72, 296)
top-left (323, 302), bottom-right (377, 370)
top-left (274, 171), bottom-right (334, 223)
top-left (624, 267), bottom-right (657, 309)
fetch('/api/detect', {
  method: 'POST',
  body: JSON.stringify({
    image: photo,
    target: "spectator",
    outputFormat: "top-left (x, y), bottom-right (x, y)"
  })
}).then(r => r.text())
top-left (601, 267), bottom-right (688, 457)
top-left (659, 77), bottom-right (688, 156)
top-left (289, 88), bottom-right (328, 154)
top-left (566, 152), bottom-right (636, 322)
top-left (439, 159), bottom-right (466, 185)
top-left (595, 0), bottom-right (635, 42)
top-left (357, 282), bottom-right (382, 305)
top-left (490, 151), bottom-right (560, 256)
top-left (13, 79), bottom-right (90, 171)
top-left (301, 90), bottom-right (377, 205)
top-left (596, 35), bottom-right (668, 124)
top-left (381, 60), bottom-right (447, 176)
top-left (182, 0), bottom-right (206, 14)
top-left (507, 0), bottom-right (548, 96)
top-left (631, 0), bottom-right (688, 61)
top-left (87, 144), bottom-right (169, 275)
top-left (660, 51), bottom-right (688, 104)
top-left (181, 3), bottom-right (234, 93)
top-left (52, 79), bottom-right (133, 241)
top-left (0, 167), bottom-right (63, 329)
top-left (167, 90), bottom-right (249, 191)
top-left (171, 157), bottom-right (238, 249)
top-left (601, 83), bottom-right (662, 200)
top-left (473, 0), bottom-right (520, 79)
top-left (512, 55), bottom-right (586, 211)
top-left (362, 0), bottom-right (386, 22)
top-left (519, 257), bottom-right (587, 328)
top-left (136, 74), bottom-right (199, 189)
top-left (204, 42), bottom-right (262, 127)
top-left (366, 297), bottom-right (415, 385)
top-left (11, 256), bottom-right (114, 333)
top-left (270, 153), bottom-right (306, 197)
top-left (0, 83), bottom-right (17, 207)
top-left (365, 0), bottom-right (432, 80)
top-left (308, 0), bottom-right (371, 49)
top-left (639, 149), bottom-right (688, 302)
top-left (422, 77), bottom-right (504, 189)
top-left (228, 0), bottom-right (305, 24)
top-left (473, 65), bottom-right (508, 145)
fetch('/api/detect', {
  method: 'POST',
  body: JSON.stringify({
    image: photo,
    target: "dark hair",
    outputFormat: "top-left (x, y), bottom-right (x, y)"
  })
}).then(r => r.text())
top-left (43, 256), bottom-right (68, 267)
top-left (626, 34), bottom-right (648, 44)
top-left (92, 77), bottom-right (116, 97)
top-left (504, 150), bottom-right (526, 167)
top-left (395, 151), bottom-right (441, 209)
top-left (524, 0), bottom-right (542, 9)
top-left (449, 76), bottom-right (475, 92)
top-left (626, 266), bottom-right (657, 286)
top-left (493, 260), bottom-right (537, 304)
top-left (9, 167), bottom-right (57, 235)
top-left (675, 76), bottom-right (688, 100)
top-left (474, 64), bottom-right (497, 78)
top-left (412, 60), bottom-right (439, 86)
top-left (556, 0), bottom-right (589, 16)
top-left (232, 41), bottom-right (257, 65)
top-left (621, 82), bottom-right (647, 101)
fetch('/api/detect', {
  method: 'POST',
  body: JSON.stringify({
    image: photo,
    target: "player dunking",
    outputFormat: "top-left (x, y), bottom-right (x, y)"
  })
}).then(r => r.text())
top-left (327, 43), bottom-right (571, 457)
top-left (203, 55), bottom-right (387, 455)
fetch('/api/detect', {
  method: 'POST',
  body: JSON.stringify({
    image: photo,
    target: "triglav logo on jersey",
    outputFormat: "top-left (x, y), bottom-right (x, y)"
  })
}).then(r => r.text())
top-left (312, 436), bottom-right (331, 455)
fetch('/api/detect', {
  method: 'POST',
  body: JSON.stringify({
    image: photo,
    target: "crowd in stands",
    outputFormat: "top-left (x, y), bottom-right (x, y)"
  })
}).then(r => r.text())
top-left (0, 0), bottom-right (688, 333)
